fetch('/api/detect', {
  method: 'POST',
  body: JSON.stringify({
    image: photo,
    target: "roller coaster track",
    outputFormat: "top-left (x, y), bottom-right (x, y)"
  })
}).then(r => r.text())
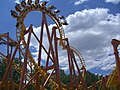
top-left (1, 0), bottom-right (120, 89)
top-left (0, 33), bottom-right (63, 89)
top-left (15, 1), bottom-right (65, 46)
top-left (20, 39), bottom-right (66, 89)
top-left (70, 46), bottom-right (86, 68)
top-left (106, 39), bottom-right (120, 88)
top-left (0, 39), bottom-right (65, 89)
top-left (106, 68), bottom-right (118, 87)
top-left (12, 1), bottom-right (67, 89)
top-left (0, 32), bottom-right (85, 89)
top-left (10, 0), bottom-right (87, 89)
top-left (0, 51), bottom-right (62, 90)
top-left (1, 39), bottom-right (86, 89)
top-left (0, 0), bottom-right (115, 90)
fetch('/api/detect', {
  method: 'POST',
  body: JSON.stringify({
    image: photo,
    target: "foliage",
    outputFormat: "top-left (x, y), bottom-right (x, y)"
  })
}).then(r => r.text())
top-left (0, 57), bottom-right (21, 83)
top-left (0, 59), bottom-right (6, 80)
top-left (59, 69), bottom-right (103, 89)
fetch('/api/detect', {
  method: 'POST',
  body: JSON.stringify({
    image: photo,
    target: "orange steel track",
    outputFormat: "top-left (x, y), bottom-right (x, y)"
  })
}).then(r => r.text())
top-left (0, 0), bottom-right (120, 90)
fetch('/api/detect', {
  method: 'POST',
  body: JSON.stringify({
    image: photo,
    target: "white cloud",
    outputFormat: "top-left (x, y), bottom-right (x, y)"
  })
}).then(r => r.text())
top-left (15, 0), bottom-right (20, 4)
top-left (74, 0), bottom-right (88, 5)
top-left (25, 8), bottom-right (120, 74)
top-left (65, 8), bottom-right (120, 71)
top-left (105, 0), bottom-right (120, 4)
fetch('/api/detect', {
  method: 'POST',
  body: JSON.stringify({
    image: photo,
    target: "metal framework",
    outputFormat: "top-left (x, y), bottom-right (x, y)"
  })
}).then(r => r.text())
top-left (106, 39), bottom-right (120, 89)
top-left (0, 0), bottom-right (120, 90)
top-left (0, 0), bottom-right (87, 90)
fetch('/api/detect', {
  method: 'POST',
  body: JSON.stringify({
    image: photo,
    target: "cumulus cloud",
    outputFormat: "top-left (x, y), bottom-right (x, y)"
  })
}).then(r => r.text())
top-left (15, 0), bottom-right (20, 4)
top-left (65, 8), bottom-right (120, 71)
top-left (105, 0), bottom-right (120, 4)
top-left (24, 8), bottom-right (120, 74)
top-left (74, 0), bottom-right (88, 5)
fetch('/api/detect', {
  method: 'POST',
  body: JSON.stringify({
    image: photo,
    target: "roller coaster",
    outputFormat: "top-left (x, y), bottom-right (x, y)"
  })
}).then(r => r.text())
top-left (0, 0), bottom-right (120, 90)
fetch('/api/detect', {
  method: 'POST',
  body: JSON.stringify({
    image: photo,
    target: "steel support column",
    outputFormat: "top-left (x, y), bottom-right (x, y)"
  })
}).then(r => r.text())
top-left (111, 39), bottom-right (120, 84)
top-left (19, 25), bottom-right (33, 90)
top-left (53, 27), bottom-right (62, 90)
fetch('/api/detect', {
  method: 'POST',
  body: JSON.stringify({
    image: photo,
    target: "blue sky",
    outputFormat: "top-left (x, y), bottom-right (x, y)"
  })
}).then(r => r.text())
top-left (0, 0), bottom-right (120, 75)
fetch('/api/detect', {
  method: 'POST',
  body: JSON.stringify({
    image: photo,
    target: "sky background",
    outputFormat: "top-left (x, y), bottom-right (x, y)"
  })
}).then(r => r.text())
top-left (0, 0), bottom-right (120, 75)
